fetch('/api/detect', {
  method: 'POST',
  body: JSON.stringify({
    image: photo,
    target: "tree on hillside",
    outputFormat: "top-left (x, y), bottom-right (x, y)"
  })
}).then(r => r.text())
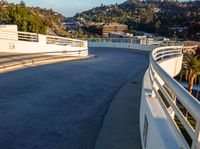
top-left (0, 6), bottom-right (9, 21)
top-left (6, 1), bottom-right (49, 34)
top-left (196, 46), bottom-right (200, 57)
top-left (8, 3), bottom-right (29, 32)
top-left (155, 20), bottom-right (161, 33)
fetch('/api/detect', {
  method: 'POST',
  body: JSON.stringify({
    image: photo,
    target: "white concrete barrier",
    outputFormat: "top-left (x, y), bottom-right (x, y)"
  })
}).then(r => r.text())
top-left (88, 42), bottom-right (157, 52)
top-left (0, 27), bottom-right (88, 56)
top-left (140, 46), bottom-right (200, 149)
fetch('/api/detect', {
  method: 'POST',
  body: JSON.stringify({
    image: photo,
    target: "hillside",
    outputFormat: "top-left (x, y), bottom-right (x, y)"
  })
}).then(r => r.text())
top-left (74, 1), bottom-right (200, 40)
top-left (1, 1), bottom-right (199, 40)
top-left (0, 1), bottom-right (69, 36)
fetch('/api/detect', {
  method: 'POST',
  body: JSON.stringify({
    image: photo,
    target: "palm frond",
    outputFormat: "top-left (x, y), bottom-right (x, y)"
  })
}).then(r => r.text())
top-left (182, 53), bottom-right (200, 87)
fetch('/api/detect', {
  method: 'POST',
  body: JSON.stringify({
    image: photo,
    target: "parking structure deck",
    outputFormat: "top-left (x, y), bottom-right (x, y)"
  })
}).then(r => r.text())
top-left (0, 47), bottom-right (149, 149)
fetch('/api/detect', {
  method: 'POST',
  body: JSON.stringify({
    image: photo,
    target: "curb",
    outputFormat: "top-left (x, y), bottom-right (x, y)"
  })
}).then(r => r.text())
top-left (0, 55), bottom-right (96, 74)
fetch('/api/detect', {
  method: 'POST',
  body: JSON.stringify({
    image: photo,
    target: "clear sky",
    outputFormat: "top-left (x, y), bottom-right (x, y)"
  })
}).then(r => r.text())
top-left (8, 0), bottom-right (125, 17)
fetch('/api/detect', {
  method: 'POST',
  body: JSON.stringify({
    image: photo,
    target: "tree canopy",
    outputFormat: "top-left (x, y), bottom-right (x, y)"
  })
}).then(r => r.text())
top-left (0, 1), bottom-right (64, 34)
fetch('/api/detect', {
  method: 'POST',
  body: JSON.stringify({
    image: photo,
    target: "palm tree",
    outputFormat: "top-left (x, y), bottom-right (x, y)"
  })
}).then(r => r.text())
top-left (181, 54), bottom-right (200, 118)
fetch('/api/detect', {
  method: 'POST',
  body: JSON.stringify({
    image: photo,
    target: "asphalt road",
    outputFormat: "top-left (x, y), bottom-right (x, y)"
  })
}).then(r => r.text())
top-left (0, 47), bottom-right (149, 149)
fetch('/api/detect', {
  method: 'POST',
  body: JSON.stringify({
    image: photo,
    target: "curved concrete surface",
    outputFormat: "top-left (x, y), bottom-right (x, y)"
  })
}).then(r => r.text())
top-left (0, 47), bottom-right (149, 149)
top-left (95, 68), bottom-right (145, 149)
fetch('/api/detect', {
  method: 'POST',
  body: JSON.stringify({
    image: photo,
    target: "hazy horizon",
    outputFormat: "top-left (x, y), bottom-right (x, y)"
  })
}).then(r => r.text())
top-left (8, 0), bottom-right (190, 17)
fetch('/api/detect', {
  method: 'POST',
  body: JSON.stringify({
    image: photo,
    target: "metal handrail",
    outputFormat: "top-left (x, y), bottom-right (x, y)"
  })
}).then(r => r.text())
top-left (150, 46), bottom-right (200, 149)
top-left (0, 30), bottom-right (38, 42)
top-left (151, 46), bottom-right (200, 118)
top-left (0, 30), bottom-right (87, 48)
top-left (85, 38), bottom-right (182, 46)
top-left (46, 35), bottom-right (85, 47)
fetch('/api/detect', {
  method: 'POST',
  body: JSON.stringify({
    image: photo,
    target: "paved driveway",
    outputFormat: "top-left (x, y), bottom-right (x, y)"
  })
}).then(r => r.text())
top-left (0, 47), bottom-right (149, 149)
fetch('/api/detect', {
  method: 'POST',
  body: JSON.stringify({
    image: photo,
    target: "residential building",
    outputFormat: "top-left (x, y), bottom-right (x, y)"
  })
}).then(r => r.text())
top-left (102, 22), bottom-right (128, 37)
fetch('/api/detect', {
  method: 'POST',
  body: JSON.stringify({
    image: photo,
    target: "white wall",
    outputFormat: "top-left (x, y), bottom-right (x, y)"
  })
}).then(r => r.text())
top-left (153, 56), bottom-right (183, 92)
top-left (0, 25), bottom-right (88, 56)
top-left (0, 34), bottom-right (88, 56)
top-left (159, 56), bottom-right (183, 77)
top-left (0, 25), bottom-right (18, 40)
top-left (140, 71), bottom-right (181, 149)
top-left (0, 25), bottom-right (18, 32)
top-left (89, 42), bottom-right (157, 52)
top-left (140, 55), bottom-right (185, 149)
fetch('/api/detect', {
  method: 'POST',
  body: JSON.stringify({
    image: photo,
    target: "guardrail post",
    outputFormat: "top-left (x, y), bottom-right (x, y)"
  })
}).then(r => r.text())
top-left (161, 50), bottom-right (164, 61)
top-left (36, 34), bottom-right (39, 42)
top-left (192, 121), bottom-right (200, 149)
top-left (84, 40), bottom-right (88, 49)
top-left (151, 65), bottom-right (157, 98)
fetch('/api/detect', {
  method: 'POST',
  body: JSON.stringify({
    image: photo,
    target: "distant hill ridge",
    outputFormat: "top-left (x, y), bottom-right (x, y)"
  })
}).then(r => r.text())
top-left (74, 0), bottom-right (200, 40)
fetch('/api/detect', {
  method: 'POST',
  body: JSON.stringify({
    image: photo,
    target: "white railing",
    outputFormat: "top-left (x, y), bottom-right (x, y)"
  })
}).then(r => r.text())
top-left (149, 46), bottom-right (200, 149)
top-left (0, 30), bottom-right (87, 48)
top-left (0, 29), bottom-right (88, 55)
top-left (18, 31), bottom-right (38, 42)
top-left (87, 38), bottom-right (140, 43)
top-left (47, 35), bottom-right (85, 47)
top-left (85, 38), bottom-right (182, 46)
top-left (0, 30), bottom-right (38, 42)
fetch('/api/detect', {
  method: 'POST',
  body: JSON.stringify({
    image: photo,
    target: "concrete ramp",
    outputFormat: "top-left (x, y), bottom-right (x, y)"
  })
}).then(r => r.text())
top-left (0, 48), bottom-right (149, 149)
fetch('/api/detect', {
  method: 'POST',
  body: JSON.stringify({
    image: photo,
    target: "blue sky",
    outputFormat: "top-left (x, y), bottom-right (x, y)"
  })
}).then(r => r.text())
top-left (8, 0), bottom-right (125, 17)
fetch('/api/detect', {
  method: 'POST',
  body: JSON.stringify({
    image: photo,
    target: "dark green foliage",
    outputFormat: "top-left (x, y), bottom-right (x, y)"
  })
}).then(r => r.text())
top-left (83, 25), bottom-right (102, 35)
top-left (0, 1), bottom-right (64, 34)
top-left (196, 46), bottom-right (200, 58)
